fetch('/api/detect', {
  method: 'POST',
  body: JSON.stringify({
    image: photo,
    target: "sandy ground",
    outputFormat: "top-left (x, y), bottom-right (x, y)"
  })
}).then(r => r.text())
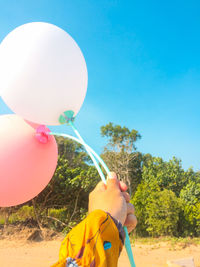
top-left (0, 238), bottom-right (200, 267)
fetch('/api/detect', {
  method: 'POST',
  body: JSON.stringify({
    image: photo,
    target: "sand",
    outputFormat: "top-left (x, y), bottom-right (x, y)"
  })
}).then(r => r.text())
top-left (0, 238), bottom-right (200, 267)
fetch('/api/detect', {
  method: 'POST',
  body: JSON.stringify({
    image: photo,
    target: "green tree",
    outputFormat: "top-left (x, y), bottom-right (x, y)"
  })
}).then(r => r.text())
top-left (132, 179), bottom-right (160, 236)
top-left (31, 137), bottom-right (99, 230)
top-left (145, 189), bottom-right (181, 236)
top-left (180, 181), bottom-right (200, 236)
top-left (142, 156), bottom-right (189, 196)
top-left (101, 122), bottom-right (142, 193)
top-left (133, 180), bottom-right (181, 237)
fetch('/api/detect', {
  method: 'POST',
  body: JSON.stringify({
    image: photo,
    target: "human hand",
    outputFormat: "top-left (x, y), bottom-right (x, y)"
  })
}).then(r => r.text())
top-left (89, 172), bottom-right (137, 232)
top-left (124, 200), bottom-right (137, 233)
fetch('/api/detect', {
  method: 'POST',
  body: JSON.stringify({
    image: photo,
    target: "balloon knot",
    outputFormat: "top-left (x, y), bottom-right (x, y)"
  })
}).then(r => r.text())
top-left (35, 125), bottom-right (51, 144)
top-left (59, 110), bottom-right (75, 125)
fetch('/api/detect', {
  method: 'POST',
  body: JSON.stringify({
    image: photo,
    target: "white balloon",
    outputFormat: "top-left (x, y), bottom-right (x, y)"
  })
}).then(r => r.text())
top-left (0, 22), bottom-right (88, 125)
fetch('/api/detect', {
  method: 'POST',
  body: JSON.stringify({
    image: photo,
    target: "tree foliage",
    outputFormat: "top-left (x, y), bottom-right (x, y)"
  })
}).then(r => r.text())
top-left (133, 154), bottom-right (200, 237)
top-left (180, 181), bottom-right (200, 236)
top-left (142, 156), bottom-right (190, 196)
top-left (145, 189), bottom-right (181, 236)
top-left (101, 123), bottom-right (142, 193)
top-left (1, 123), bottom-right (200, 238)
top-left (32, 137), bottom-right (99, 229)
top-left (101, 122), bottom-right (141, 152)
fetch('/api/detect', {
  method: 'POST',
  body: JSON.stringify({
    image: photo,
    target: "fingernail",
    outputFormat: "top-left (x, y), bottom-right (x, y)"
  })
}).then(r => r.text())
top-left (108, 172), bottom-right (117, 180)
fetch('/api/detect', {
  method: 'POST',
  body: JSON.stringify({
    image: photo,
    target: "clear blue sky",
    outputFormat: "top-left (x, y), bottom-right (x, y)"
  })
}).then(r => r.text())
top-left (0, 0), bottom-right (199, 171)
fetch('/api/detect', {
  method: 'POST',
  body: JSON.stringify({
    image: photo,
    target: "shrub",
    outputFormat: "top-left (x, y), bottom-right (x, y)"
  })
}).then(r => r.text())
top-left (48, 208), bottom-right (67, 221)
top-left (145, 189), bottom-right (181, 236)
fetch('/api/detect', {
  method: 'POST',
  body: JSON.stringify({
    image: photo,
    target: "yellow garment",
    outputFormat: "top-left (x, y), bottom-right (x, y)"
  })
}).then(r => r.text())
top-left (51, 210), bottom-right (123, 267)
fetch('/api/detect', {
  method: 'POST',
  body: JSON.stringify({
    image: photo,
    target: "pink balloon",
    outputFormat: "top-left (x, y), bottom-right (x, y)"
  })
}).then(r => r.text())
top-left (0, 114), bottom-right (58, 207)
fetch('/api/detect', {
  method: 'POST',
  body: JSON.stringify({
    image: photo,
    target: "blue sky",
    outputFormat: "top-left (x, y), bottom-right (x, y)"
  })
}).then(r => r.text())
top-left (0, 0), bottom-right (199, 171)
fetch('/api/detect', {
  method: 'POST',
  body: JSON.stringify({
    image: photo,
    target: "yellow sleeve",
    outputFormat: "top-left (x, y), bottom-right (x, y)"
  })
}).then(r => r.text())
top-left (51, 210), bottom-right (123, 267)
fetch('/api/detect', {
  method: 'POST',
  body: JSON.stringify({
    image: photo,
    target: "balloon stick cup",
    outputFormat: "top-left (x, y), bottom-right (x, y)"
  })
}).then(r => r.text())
top-left (49, 111), bottom-right (136, 267)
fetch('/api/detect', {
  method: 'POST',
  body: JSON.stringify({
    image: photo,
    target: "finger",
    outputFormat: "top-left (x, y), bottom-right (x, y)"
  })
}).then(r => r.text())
top-left (124, 214), bottom-right (137, 226)
top-left (126, 223), bottom-right (137, 233)
top-left (106, 172), bottom-right (120, 191)
top-left (119, 181), bottom-right (128, 192)
top-left (127, 203), bottom-right (135, 215)
top-left (124, 214), bottom-right (137, 233)
top-left (122, 191), bottom-right (131, 203)
top-left (94, 181), bottom-right (106, 192)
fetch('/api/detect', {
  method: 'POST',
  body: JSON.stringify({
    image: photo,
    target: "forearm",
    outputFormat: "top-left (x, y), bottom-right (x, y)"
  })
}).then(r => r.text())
top-left (51, 210), bottom-right (124, 267)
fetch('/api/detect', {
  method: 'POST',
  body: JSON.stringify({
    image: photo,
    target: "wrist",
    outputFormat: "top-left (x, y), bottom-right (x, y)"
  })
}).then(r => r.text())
top-left (107, 212), bottom-right (125, 245)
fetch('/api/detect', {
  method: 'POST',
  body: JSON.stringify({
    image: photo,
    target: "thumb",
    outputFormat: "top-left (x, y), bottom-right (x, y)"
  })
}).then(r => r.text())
top-left (107, 172), bottom-right (120, 191)
top-left (95, 181), bottom-right (106, 192)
